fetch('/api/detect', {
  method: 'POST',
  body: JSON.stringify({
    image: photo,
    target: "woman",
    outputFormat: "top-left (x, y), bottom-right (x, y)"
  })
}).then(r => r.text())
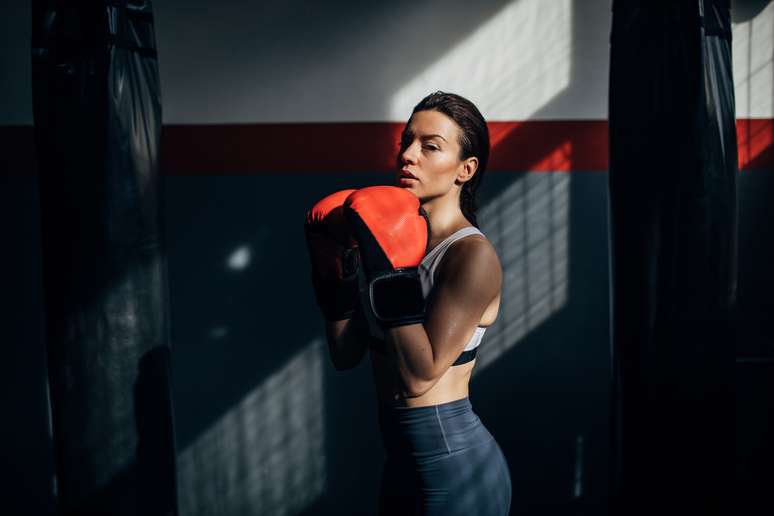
top-left (305, 91), bottom-right (511, 515)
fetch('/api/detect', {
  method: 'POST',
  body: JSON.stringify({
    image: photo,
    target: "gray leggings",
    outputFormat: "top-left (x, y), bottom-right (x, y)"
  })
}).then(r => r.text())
top-left (377, 396), bottom-right (512, 515)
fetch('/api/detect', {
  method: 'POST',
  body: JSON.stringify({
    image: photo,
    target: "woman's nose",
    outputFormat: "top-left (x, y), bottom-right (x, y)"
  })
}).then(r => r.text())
top-left (401, 141), bottom-right (419, 164)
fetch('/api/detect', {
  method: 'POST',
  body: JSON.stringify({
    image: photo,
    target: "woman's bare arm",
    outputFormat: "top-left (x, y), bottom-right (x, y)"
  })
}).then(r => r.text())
top-left (325, 307), bottom-right (370, 370)
top-left (383, 237), bottom-right (502, 396)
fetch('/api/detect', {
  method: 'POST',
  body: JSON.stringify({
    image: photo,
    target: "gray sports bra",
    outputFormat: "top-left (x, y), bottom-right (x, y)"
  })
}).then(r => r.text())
top-left (361, 226), bottom-right (488, 366)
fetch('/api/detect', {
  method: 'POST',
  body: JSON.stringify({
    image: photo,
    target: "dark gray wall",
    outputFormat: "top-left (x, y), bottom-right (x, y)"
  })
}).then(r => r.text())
top-left (5, 168), bottom-right (774, 516)
top-left (2, 169), bottom-right (614, 515)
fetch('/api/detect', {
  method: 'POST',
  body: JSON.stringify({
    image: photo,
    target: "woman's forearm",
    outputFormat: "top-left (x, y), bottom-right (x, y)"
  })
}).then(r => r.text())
top-left (384, 324), bottom-right (436, 396)
top-left (325, 315), bottom-right (369, 370)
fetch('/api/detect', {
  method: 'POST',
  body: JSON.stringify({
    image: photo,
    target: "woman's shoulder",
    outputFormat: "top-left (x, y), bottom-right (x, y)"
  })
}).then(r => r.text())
top-left (436, 228), bottom-right (502, 286)
top-left (441, 223), bottom-right (493, 251)
top-left (448, 231), bottom-right (500, 265)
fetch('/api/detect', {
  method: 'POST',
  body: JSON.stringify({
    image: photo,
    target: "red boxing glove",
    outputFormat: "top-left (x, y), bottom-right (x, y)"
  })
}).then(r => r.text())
top-left (304, 189), bottom-right (360, 321)
top-left (343, 186), bottom-right (429, 328)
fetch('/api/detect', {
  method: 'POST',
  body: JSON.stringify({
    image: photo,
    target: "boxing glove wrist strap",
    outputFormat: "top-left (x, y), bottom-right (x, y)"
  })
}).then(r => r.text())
top-left (368, 269), bottom-right (425, 328)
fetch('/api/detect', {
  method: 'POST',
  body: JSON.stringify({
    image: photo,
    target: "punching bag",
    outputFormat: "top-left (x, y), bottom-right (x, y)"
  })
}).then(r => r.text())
top-left (608, 0), bottom-right (736, 514)
top-left (31, 2), bottom-right (177, 515)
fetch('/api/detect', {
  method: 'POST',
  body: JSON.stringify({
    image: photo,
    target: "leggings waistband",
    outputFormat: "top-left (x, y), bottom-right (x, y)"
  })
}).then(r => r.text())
top-left (378, 396), bottom-right (494, 463)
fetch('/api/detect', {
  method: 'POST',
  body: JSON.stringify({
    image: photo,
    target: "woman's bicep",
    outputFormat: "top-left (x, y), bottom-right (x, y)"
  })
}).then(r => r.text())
top-left (423, 240), bottom-right (502, 375)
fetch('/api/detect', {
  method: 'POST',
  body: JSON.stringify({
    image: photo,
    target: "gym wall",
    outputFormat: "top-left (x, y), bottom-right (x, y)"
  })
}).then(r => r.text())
top-left (1, 1), bottom-right (771, 515)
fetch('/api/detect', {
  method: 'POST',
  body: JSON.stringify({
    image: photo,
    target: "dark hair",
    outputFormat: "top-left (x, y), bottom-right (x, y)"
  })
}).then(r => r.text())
top-left (402, 91), bottom-right (490, 227)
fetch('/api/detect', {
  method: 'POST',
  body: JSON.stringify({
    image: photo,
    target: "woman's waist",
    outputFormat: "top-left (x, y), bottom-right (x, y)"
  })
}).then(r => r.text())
top-left (369, 352), bottom-right (473, 407)
top-left (375, 387), bottom-right (472, 409)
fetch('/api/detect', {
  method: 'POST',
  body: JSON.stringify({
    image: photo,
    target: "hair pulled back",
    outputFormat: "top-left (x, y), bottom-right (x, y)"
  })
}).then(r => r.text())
top-left (405, 91), bottom-right (490, 227)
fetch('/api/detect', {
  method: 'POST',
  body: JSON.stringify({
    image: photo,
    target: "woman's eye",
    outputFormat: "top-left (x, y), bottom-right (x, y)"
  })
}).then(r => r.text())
top-left (424, 145), bottom-right (438, 151)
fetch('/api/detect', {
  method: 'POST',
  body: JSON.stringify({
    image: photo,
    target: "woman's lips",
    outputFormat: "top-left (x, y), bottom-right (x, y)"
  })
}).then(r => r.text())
top-left (399, 177), bottom-right (417, 186)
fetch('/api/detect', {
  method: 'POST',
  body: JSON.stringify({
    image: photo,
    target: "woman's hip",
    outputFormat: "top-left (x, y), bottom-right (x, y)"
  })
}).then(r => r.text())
top-left (377, 399), bottom-right (512, 516)
top-left (378, 396), bottom-right (498, 464)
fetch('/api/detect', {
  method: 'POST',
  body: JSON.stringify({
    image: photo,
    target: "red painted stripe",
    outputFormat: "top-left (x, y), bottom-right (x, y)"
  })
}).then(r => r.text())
top-left (159, 121), bottom-right (611, 174)
top-left (737, 118), bottom-right (773, 171)
top-left (161, 122), bottom-right (404, 174)
top-left (488, 120), bottom-right (609, 172)
top-left (2, 120), bottom-right (771, 176)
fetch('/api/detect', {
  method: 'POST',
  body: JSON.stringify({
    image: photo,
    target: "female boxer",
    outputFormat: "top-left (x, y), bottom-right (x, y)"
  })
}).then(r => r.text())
top-left (305, 91), bottom-right (511, 515)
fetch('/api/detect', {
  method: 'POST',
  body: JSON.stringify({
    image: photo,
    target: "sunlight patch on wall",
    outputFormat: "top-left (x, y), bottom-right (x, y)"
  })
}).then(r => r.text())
top-left (390, 0), bottom-right (572, 121)
top-left (733, 1), bottom-right (774, 118)
top-left (227, 245), bottom-right (252, 270)
top-left (177, 339), bottom-right (326, 516)
top-left (474, 171), bottom-right (570, 374)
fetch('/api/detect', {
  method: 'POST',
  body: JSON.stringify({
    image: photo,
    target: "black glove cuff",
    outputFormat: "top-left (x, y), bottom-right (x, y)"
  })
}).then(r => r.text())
top-left (314, 272), bottom-right (360, 321)
top-left (368, 269), bottom-right (425, 328)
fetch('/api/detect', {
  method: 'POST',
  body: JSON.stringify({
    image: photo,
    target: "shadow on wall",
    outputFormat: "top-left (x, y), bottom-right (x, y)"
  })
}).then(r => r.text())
top-left (474, 139), bottom-right (572, 375)
top-left (165, 172), bottom-right (391, 516)
top-left (158, 0), bottom-right (514, 123)
top-left (176, 340), bottom-right (326, 516)
top-left (470, 155), bottom-right (609, 516)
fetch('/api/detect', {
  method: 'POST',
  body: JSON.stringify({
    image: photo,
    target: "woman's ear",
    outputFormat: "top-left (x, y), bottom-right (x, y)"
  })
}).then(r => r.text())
top-left (457, 157), bottom-right (478, 184)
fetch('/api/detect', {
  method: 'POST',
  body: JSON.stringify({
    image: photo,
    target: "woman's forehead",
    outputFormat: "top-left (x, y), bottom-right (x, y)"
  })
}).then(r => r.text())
top-left (406, 111), bottom-right (458, 139)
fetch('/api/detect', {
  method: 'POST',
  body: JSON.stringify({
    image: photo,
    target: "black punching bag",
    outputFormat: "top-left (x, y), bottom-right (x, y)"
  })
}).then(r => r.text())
top-left (31, 2), bottom-right (177, 515)
top-left (609, 0), bottom-right (736, 514)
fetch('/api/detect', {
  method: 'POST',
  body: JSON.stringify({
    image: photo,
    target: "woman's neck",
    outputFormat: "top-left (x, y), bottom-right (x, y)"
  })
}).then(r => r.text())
top-left (421, 194), bottom-right (471, 241)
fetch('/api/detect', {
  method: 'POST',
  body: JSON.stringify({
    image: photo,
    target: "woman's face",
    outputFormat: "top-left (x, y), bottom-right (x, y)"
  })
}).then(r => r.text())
top-left (396, 110), bottom-right (468, 202)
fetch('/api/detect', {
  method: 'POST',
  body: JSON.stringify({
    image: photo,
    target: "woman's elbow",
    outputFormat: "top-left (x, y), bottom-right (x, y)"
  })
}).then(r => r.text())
top-left (401, 377), bottom-right (434, 398)
top-left (326, 338), bottom-right (366, 371)
top-left (329, 354), bottom-right (363, 371)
